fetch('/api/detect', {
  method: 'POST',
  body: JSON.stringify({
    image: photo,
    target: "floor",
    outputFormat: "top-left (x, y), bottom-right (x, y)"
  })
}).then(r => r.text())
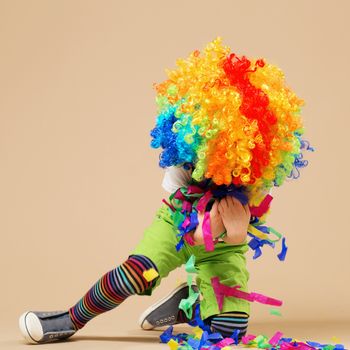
top-left (2, 315), bottom-right (349, 350)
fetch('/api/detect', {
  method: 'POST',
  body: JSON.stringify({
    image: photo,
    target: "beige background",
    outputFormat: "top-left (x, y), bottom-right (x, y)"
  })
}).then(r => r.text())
top-left (0, 0), bottom-right (349, 348)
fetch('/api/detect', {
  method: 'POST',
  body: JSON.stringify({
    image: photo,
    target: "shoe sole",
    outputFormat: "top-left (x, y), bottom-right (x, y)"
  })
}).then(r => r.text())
top-left (138, 282), bottom-right (196, 330)
top-left (19, 311), bottom-right (43, 344)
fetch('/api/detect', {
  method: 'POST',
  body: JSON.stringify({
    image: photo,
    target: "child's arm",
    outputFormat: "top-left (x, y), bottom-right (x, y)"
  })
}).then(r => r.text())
top-left (218, 196), bottom-right (251, 245)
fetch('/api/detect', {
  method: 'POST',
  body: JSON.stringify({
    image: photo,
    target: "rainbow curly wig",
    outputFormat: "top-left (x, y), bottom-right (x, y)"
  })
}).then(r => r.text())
top-left (150, 37), bottom-right (313, 205)
top-left (149, 37), bottom-right (314, 258)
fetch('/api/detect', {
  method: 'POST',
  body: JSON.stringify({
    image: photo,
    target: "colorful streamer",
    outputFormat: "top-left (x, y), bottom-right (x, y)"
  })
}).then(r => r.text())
top-left (211, 277), bottom-right (283, 312)
top-left (178, 275), bottom-right (200, 320)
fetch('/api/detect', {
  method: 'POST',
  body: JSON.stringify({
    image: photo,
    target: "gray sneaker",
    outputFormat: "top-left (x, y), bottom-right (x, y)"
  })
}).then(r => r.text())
top-left (138, 282), bottom-right (200, 330)
top-left (19, 310), bottom-right (77, 344)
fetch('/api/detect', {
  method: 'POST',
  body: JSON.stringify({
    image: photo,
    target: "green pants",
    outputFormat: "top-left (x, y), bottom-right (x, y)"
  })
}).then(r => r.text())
top-left (131, 203), bottom-right (250, 321)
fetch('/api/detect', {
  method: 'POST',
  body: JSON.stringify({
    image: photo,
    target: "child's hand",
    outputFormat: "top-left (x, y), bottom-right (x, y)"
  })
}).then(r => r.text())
top-left (190, 200), bottom-right (226, 245)
top-left (218, 196), bottom-right (251, 245)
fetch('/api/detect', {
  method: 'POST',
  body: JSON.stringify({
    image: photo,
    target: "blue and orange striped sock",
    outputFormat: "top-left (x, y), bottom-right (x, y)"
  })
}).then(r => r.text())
top-left (68, 255), bottom-right (159, 330)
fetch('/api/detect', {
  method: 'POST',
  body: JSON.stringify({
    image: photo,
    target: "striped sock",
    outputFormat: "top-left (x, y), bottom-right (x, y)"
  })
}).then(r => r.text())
top-left (206, 311), bottom-right (249, 340)
top-left (68, 255), bottom-right (159, 330)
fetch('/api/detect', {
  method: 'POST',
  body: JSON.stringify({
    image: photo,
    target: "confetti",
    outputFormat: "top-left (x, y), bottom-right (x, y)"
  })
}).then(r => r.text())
top-left (159, 326), bottom-right (345, 350)
top-left (142, 268), bottom-right (159, 282)
top-left (178, 275), bottom-right (200, 320)
top-left (269, 308), bottom-right (282, 316)
top-left (185, 255), bottom-right (198, 274)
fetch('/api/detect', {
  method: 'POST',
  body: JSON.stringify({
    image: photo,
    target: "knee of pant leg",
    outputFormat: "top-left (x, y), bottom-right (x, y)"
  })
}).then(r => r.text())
top-left (205, 311), bottom-right (249, 341)
top-left (121, 254), bottom-right (160, 295)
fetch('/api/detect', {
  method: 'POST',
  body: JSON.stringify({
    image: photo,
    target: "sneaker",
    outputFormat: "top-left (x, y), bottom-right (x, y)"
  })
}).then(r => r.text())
top-left (138, 282), bottom-right (200, 330)
top-left (19, 310), bottom-right (77, 344)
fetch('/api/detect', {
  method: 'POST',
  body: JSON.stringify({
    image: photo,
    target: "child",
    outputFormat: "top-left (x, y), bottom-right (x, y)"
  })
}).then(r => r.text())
top-left (18, 166), bottom-right (251, 344)
top-left (19, 37), bottom-right (311, 345)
